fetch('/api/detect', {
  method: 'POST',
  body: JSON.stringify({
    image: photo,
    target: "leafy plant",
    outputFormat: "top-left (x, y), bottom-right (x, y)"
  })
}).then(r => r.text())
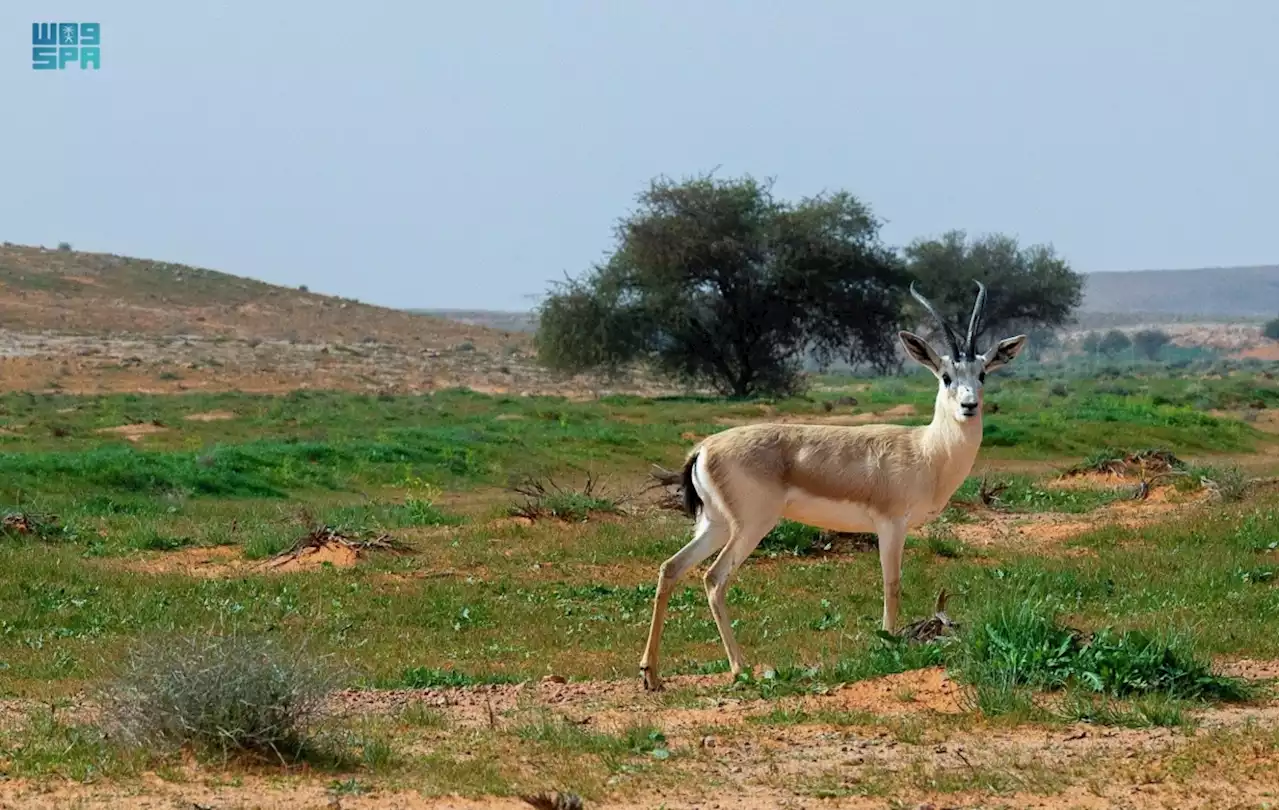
top-left (956, 601), bottom-right (1249, 702)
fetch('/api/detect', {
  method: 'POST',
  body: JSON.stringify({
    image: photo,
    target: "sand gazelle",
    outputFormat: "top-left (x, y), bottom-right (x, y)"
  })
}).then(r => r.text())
top-left (639, 281), bottom-right (1027, 690)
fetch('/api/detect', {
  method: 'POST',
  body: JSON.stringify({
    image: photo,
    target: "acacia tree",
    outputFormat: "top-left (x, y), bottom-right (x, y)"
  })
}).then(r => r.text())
top-left (536, 174), bottom-right (908, 397)
top-left (1132, 328), bottom-right (1171, 361)
top-left (903, 231), bottom-right (1083, 351)
top-left (1098, 329), bottom-right (1132, 356)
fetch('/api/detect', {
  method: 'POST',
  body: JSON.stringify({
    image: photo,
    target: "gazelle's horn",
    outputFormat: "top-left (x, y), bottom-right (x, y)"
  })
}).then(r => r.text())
top-left (909, 283), bottom-right (961, 359)
top-left (966, 280), bottom-right (987, 358)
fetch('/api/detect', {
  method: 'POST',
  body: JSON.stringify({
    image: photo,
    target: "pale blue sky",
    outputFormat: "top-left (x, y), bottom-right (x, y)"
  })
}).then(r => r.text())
top-left (4, 2), bottom-right (1276, 310)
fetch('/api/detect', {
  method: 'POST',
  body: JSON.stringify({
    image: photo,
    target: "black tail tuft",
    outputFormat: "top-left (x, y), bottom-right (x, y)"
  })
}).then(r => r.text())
top-left (680, 452), bottom-right (703, 518)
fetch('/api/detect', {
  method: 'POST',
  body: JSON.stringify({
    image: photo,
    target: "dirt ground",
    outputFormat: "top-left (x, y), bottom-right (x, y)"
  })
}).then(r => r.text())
top-left (0, 665), bottom-right (1274, 809)
top-left (46, 472), bottom-right (1277, 809)
top-left (0, 330), bottom-right (665, 399)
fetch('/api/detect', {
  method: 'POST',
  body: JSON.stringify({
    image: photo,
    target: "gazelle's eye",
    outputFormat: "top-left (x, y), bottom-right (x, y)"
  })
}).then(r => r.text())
top-left (941, 373), bottom-right (952, 386)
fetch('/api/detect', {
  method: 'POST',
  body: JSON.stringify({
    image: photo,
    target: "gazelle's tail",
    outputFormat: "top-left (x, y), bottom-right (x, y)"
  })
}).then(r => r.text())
top-left (680, 451), bottom-right (702, 518)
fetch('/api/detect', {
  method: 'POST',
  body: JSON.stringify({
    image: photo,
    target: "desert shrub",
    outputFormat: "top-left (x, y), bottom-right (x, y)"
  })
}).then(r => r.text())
top-left (1178, 464), bottom-right (1251, 502)
top-left (103, 634), bottom-right (336, 762)
top-left (507, 475), bottom-right (622, 521)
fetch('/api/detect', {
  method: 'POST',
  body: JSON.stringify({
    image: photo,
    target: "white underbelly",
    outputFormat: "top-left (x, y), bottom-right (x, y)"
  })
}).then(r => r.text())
top-left (781, 490), bottom-right (878, 533)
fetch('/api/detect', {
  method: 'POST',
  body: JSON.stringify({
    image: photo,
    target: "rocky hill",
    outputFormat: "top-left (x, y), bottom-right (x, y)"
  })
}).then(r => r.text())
top-left (0, 244), bottom-right (658, 396)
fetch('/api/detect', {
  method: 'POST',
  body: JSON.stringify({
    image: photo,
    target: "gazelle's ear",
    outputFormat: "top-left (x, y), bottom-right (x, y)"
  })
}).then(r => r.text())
top-left (899, 331), bottom-right (942, 374)
top-left (982, 335), bottom-right (1028, 372)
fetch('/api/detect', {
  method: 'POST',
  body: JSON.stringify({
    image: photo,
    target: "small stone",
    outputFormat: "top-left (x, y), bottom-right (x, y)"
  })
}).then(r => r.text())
top-left (541, 674), bottom-right (566, 684)
top-left (700, 735), bottom-right (717, 748)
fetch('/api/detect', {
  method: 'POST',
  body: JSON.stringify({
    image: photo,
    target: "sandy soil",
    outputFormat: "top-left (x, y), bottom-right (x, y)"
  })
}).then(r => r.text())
top-left (0, 662), bottom-right (1273, 809)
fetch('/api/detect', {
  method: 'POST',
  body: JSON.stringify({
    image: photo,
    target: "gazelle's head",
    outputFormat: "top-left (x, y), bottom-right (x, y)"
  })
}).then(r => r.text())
top-left (898, 281), bottom-right (1027, 424)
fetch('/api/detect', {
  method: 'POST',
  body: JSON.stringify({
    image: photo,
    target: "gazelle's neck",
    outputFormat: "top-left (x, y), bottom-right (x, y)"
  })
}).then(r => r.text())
top-left (920, 387), bottom-right (984, 491)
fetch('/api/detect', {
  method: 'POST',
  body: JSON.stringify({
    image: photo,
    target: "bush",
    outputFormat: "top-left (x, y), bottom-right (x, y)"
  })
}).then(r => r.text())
top-left (1265, 319), bottom-right (1278, 341)
top-left (103, 634), bottom-right (336, 762)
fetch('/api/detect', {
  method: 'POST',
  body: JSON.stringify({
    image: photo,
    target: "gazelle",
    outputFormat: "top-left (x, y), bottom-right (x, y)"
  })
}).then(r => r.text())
top-left (639, 282), bottom-right (1027, 690)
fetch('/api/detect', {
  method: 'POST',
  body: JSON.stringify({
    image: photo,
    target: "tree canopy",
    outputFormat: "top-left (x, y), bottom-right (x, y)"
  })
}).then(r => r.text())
top-left (1098, 329), bottom-right (1132, 356)
top-left (902, 231), bottom-right (1083, 354)
top-left (1132, 328), bottom-right (1171, 361)
top-left (535, 174), bottom-right (907, 397)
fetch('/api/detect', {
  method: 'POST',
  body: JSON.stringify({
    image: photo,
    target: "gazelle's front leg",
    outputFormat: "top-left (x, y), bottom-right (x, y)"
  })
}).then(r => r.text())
top-left (875, 516), bottom-right (908, 632)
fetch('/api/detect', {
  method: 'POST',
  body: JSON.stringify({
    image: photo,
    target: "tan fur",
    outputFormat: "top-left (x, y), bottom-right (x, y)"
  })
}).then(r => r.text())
top-left (698, 421), bottom-right (966, 525)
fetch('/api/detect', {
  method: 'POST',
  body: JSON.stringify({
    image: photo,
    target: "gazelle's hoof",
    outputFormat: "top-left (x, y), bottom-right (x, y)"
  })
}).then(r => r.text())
top-left (640, 666), bottom-right (663, 692)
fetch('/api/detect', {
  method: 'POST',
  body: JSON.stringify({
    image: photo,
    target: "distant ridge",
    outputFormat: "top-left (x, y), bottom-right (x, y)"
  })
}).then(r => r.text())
top-left (416, 265), bottom-right (1279, 332)
top-left (1081, 265), bottom-right (1277, 317)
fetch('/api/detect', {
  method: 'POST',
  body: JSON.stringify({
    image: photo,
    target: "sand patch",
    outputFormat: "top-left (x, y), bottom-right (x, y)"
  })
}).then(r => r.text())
top-left (1045, 471), bottom-right (1134, 490)
top-left (120, 546), bottom-right (245, 578)
top-left (117, 540), bottom-right (365, 578)
top-left (947, 487), bottom-right (1206, 554)
top-left (183, 410), bottom-right (236, 422)
top-left (1215, 658), bottom-right (1279, 682)
top-left (814, 666), bottom-right (966, 715)
top-left (1232, 343), bottom-right (1279, 361)
top-left (263, 540), bottom-right (359, 572)
top-left (95, 422), bottom-right (168, 442)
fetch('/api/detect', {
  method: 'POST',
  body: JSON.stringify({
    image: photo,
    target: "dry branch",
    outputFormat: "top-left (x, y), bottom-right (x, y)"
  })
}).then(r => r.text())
top-left (897, 589), bottom-right (959, 643)
top-left (265, 522), bottom-right (412, 568)
top-left (521, 793), bottom-right (584, 810)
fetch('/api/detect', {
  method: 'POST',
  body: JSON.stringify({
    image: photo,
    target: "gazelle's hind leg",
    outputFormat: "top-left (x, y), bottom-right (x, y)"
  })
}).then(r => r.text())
top-left (704, 517), bottom-right (777, 679)
top-left (640, 510), bottom-right (728, 691)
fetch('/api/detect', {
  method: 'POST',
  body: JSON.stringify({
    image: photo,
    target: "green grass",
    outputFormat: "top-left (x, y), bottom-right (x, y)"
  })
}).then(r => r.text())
top-left (0, 375), bottom-right (1267, 499)
top-left (953, 475), bottom-right (1129, 513)
top-left (955, 599), bottom-right (1249, 702)
top-left (0, 370), bottom-right (1272, 788)
top-left (0, 493), bottom-right (1270, 695)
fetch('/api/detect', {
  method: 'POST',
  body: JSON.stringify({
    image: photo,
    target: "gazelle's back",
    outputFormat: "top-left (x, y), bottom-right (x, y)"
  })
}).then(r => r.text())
top-left (695, 423), bottom-right (930, 520)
